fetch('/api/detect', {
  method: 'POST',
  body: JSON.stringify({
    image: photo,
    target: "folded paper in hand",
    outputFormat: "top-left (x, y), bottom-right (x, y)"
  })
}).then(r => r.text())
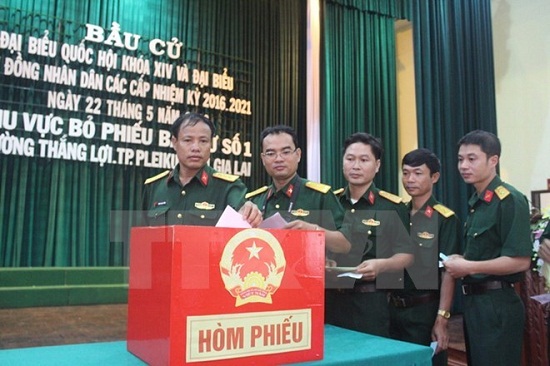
top-left (215, 206), bottom-right (287, 229)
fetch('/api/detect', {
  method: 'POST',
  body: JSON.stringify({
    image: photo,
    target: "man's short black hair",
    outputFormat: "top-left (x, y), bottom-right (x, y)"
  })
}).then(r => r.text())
top-left (170, 112), bottom-right (215, 138)
top-left (260, 125), bottom-right (299, 149)
top-left (342, 132), bottom-right (383, 160)
top-left (458, 130), bottom-right (501, 158)
top-left (402, 148), bottom-right (441, 175)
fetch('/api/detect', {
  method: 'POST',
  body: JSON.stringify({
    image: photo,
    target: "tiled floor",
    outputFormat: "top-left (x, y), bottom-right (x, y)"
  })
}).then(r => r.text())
top-left (0, 304), bottom-right (466, 354)
top-left (0, 304), bottom-right (127, 349)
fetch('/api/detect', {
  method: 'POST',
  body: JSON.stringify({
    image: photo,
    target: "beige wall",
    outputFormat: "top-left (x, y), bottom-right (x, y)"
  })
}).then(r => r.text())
top-left (492, 0), bottom-right (550, 208)
top-left (396, 20), bottom-right (417, 199)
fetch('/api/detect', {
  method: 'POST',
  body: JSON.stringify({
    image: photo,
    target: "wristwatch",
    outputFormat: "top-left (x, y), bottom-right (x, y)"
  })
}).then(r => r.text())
top-left (437, 309), bottom-right (451, 319)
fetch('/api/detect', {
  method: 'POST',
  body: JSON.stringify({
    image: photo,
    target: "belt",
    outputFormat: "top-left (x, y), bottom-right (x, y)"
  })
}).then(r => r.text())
top-left (461, 280), bottom-right (513, 296)
top-left (390, 292), bottom-right (439, 308)
top-left (353, 281), bottom-right (377, 293)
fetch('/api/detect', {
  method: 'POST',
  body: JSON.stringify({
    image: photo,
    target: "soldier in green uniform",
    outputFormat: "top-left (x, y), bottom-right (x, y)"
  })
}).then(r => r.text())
top-left (327, 132), bottom-right (413, 337)
top-left (246, 125), bottom-right (351, 254)
top-left (142, 112), bottom-right (262, 227)
top-left (444, 130), bottom-right (531, 366)
top-left (537, 219), bottom-right (550, 362)
top-left (389, 148), bottom-right (460, 366)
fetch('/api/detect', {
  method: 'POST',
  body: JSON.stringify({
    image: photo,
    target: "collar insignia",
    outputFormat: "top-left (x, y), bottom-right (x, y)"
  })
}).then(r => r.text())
top-left (424, 206), bottom-right (433, 218)
top-left (368, 191), bottom-right (375, 205)
top-left (285, 184), bottom-right (294, 198)
top-left (483, 190), bottom-right (494, 203)
top-left (200, 171), bottom-right (209, 186)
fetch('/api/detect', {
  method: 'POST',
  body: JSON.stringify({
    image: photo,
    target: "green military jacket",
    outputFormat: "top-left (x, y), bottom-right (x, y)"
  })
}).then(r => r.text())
top-left (142, 164), bottom-right (247, 226)
top-left (246, 174), bottom-right (344, 230)
top-left (403, 196), bottom-right (461, 293)
top-left (335, 183), bottom-right (413, 289)
top-left (463, 175), bottom-right (531, 284)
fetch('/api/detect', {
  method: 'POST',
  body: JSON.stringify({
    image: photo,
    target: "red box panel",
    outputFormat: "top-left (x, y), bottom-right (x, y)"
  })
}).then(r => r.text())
top-left (127, 226), bottom-right (325, 365)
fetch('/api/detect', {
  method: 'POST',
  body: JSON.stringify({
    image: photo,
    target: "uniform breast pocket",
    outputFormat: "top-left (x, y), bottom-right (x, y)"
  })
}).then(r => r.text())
top-left (187, 210), bottom-right (221, 226)
top-left (358, 221), bottom-right (377, 256)
top-left (147, 205), bottom-right (170, 226)
top-left (415, 236), bottom-right (437, 266)
top-left (465, 224), bottom-right (495, 259)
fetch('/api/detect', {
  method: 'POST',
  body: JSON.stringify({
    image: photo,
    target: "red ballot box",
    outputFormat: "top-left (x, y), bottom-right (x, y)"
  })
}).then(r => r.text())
top-left (127, 226), bottom-right (325, 365)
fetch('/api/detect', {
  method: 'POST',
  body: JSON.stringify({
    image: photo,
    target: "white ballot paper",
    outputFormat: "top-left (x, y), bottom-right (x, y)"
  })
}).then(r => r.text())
top-left (531, 293), bottom-right (550, 305)
top-left (215, 206), bottom-right (288, 229)
top-left (325, 267), bottom-right (362, 279)
top-left (215, 205), bottom-right (251, 228)
top-left (438, 252), bottom-right (448, 268)
top-left (430, 341), bottom-right (438, 357)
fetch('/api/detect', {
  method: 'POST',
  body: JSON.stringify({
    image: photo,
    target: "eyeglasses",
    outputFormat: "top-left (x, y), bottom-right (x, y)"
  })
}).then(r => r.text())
top-left (261, 148), bottom-right (297, 160)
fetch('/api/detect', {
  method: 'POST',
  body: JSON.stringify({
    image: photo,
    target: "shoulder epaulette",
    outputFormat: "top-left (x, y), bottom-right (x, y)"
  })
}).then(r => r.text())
top-left (333, 187), bottom-right (345, 196)
top-left (494, 185), bottom-right (510, 200)
top-left (245, 186), bottom-right (269, 199)
top-left (305, 181), bottom-right (331, 194)
top-left (144, 170), bottom-right (170, 185)
top-left (213, 172), bottom-right (239, 182)
top-left (433, 204), bottom-right (455, 218)
top-left (379, 190), bottom-right (403, 204)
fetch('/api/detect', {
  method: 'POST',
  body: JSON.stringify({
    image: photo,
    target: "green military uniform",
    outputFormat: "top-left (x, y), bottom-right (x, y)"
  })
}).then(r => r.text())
top-left (461, 176), bottom-right (531, 366)
top-left (543, 221), bottom-right (550, 363)
top-left (142, 164), bottom-right (247, 226)
top-left (325, 183), bottom-right (413, 337)
top-left (246, 174), bottom-right (345, 230)
top-left (389, 196), bottom-right (460, 366)
top-left (247, 174), bottom-right (349, 331)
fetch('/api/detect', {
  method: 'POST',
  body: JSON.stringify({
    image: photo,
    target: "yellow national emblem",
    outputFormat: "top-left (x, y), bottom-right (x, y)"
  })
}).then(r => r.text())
top-left (417, 231), bottom-right (435, 239)
top-left (195, 201), bottom-right (215, 210)
top-left (219, 229), bottom-right (286, 307)
top-left (291, 208), bottom-right (310, 217)
top-left (362, 218), bottom-right (380, 226)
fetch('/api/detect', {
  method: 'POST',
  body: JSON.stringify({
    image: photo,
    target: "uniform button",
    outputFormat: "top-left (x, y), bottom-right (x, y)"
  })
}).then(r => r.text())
top-left (177, 213), bottom-right (183, 219)
top-left (470, 208), bottom-right (474, 213)
top-left (351, 209), bottom-right (355, 213)
top-left (474, 233), bottom-right (478, 237)
top-left (275, 204), bottom-right (280, 209)
top-left (181, 190), bottom-right (186, 196)
top-left (367, 230), bottom-right (372, 235)
top-left (200, 214), bottom-right (205, 219)
top-left (419, 243), bottom-right (423, 247)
